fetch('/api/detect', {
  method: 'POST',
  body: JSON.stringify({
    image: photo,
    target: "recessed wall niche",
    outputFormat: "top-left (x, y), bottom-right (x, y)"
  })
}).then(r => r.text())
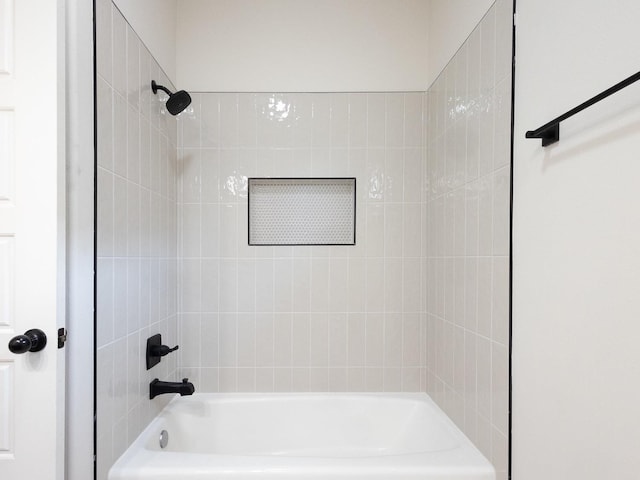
top-left (248, 178), bottom-right (356, 246)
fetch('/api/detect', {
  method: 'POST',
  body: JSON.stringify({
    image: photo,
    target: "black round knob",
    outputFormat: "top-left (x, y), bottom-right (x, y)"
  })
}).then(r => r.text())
top-left (8, 329), bottom-right (47, 354)
top-left (8, 335), bottom-right (31, 353)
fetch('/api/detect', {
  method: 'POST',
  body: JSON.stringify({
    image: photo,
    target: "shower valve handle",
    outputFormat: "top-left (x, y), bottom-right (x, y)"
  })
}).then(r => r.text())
top-left (146, 334), bottom-right (179, 370)
top-left (151, 344), bottom-right (179, 357)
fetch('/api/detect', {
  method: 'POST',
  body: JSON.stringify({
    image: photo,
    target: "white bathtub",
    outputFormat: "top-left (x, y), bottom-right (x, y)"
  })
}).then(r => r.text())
top-left (109, 393), bottom-right (495, 480)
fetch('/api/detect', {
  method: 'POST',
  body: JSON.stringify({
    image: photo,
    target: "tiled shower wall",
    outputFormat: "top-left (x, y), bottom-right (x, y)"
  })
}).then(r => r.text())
top-left (424, 1), bottom-right (512, 479)
top-left (176, 92), bottom-right (428, 392)
top-left (95, 1), bottom-right (179, 478)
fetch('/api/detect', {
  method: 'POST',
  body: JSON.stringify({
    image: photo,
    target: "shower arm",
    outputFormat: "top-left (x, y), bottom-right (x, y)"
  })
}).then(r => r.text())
top-left (151, 80), bottom-right (173, 96)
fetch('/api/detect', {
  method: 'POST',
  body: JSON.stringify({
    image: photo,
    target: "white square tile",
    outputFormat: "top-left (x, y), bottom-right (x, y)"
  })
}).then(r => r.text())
top-left (384, 204), bottom-right (403, 257)
top-left (365, 313), bottom-right (384, 367)
top-left (291, 94), bottom-right (312, 148)
top-left (255, 367), bottom-right (274, 391)
top-left (218, 314), bottom-right (237, 367)
top-left (476, 257), bottom-right (492, 338)
top-left (383, 367), bottom-right (402, 392)
top-left (113, 92), bottom-right (128, 178)
top-left (491, 342), bottom-right (509, 435)
top-left (347, 367), bottom-right (366, 391)
top-left (309, 368), bottom-right (329, 392)
top-left (126, 259), bottom-right (140, 333)
top-left (492, 167), bottom-right (510, 256)
top-left (201, 259), bottom-right (219, 312)
top-left (200, 148), bottom-right (219, 202)
top-left (328, 314), bottom-right (347, 367)
top-left (126, 25), bottom-right (140, 109)
top-left (365, 204), bottom-right (384, 257)
top-left (309, 313), bottom-right (328, 367)
top-left (328, 367), bottom-right (348, 392)
top-left (347, 313), bottom-right (365, 367)
top-left (328, 259), bottom-right (348, 312)
top-left (179, 313), bottom-right (201, 367)
top-left (219, 94), bottom-right (239, 147)
top-left (273, 368), bottom-right (292, 392)
top-left (181, 94), bottom-right (201, 148)
top-left (403, 148), bottom-right (422, 203)
top-left (112, 176), bottom-right (127, 257)
top-left (111, 7), bottom-right (127, 96)
top-left (404, 93), bottom-right (423, 148)
top-left (367, 94), bottom-right (385, 148)
top-left (384, 148), bottom-right (403, 203)
top-left (200, 314), bottom-right (219, 368)
top-left (385, 94), bottom-right (404, 148)
top-left (402, 313), bottom-right (420, 367)
top-left (402, 259), bottom-right (421, 313)
top-left (96, 258), bottom-right (114, 347)
top-left (219, 204), bottom-right (238, 258)
top-left (464, 331), bottom-right (477, 410)
top-left (330, 94), bottom-right (349, 148)
top-left (254, 259), bottom-right (274, 313)
top-left (181, 259), bottom-right (201, 313)
top-left (347, 258), bottom-right (365, 312)
top-left (237, 314), bottom-right (256, 367)
top-left (201, 94), bottom-right (220, 148)
top-left (311, 94), bottom-right (331, 148)
top-left (200, 204), bottom-right (219, 258)
top-left (365, 259), bottom-right (384, 312)
top-left (491, 257), bottom-right (509, 346)
top-left (236, 260), bottom-right (255, 312)
top-left (384, 259), bottom-right (402, 313)
top-left (273, 313), bottom-right (292, 367)
top-left (255, 313), bottom-right (274, 368)
top-left (310, 258), bottom-right (329, 313)
top-left (96, 79), bottom-right (113, 171)
top-left (476, 336), bottom-right (491, 421)
top-left (348, 94), bottom-right (367, 149)
top-left (97, 168), bottom-right (114, 257)
top-left (218, 259), bottom-right (238, 313)
top-left (291, 313), bottom-right (310, 367)
top-left (365, 367), bottom-right (383, 391)
top-left (181, 204), bottom-right (200, 258)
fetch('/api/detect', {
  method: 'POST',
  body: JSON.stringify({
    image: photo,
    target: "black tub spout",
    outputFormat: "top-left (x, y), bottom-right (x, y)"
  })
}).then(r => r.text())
top-left (150, 378), bottom-right (195, 399)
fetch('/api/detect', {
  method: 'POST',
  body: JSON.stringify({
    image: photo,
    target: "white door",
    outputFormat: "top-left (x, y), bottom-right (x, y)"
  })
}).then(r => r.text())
top-left (0, 0), bottom-right (66, 479)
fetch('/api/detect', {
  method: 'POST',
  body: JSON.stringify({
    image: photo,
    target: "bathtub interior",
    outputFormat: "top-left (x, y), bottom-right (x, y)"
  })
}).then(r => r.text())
top-left (147, 394), bottom-right (461, 457)
top-left (109, 393), bottom-right (495, 480)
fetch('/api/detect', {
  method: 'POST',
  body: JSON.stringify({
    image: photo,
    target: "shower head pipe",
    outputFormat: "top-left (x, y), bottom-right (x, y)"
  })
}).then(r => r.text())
top-left (151, 80), bottom-right (173, 96)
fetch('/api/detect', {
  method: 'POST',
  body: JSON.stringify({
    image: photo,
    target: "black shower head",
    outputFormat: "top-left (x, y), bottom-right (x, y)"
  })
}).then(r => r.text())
top-left (151, 80), bottom-right (192, 116)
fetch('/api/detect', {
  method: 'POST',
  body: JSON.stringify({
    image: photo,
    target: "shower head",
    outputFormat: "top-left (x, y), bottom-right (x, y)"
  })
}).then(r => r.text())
top-left (151, 80), bottom-right (192, 116)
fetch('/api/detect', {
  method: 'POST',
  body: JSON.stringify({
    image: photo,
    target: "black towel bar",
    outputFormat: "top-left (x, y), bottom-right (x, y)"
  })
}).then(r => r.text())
top-left (526, 70), bottom-right (640, 146)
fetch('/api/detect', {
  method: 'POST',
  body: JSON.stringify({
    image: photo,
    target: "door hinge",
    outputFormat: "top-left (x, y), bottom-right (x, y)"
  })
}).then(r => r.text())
top-left (58, 328), bottom-right (67, 349)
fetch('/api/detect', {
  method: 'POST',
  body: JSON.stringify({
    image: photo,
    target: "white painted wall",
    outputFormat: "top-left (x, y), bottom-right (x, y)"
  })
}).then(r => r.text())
top-left (113, 0), bottom-right (493, 92)
top-left (113, 0), bottom-right (177, 83)
top-left (175, 0), bottom-right (429, 92)
top-left (426, 0), bottom-right (494, 86)
top-left (513, 0), bottom-right (640, 478)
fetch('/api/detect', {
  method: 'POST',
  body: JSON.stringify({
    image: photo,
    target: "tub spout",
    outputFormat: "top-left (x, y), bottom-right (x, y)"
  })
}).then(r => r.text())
top-left (150, 378), bottom-right (195, 399)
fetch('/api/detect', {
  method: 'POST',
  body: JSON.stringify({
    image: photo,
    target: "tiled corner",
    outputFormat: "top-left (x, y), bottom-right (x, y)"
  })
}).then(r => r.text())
top-left (424, 1), bottom-right (512, 478)
top-left (95, 3), bottom-right (179, 479)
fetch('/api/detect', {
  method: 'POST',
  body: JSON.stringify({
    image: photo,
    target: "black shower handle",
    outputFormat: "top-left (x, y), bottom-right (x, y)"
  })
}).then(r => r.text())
top-left (150, 344), bottom-right (179, 357)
